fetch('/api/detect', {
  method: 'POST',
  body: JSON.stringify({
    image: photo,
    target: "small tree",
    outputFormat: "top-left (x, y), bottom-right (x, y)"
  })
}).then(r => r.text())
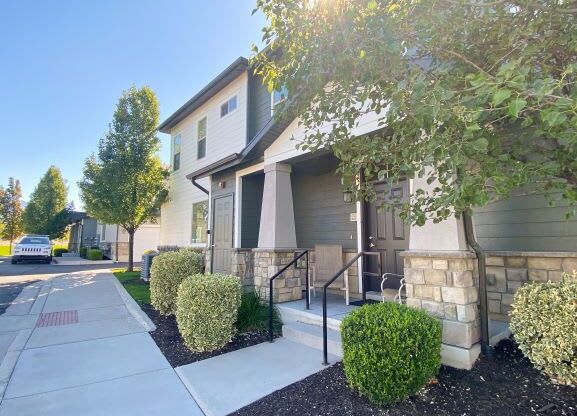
top-left (23, 166), bottom-right (69, 239)
top-left (79, 86), bottom-right (168, 271)
top-left (253, 0), bottom-right (577, 224)
top-left (0, 178), bottom-right (24, 253)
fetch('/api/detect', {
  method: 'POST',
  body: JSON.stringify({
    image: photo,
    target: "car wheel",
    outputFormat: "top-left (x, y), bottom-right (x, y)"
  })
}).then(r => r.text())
top-left (45, 258), bottom-right (52, 264)
top-left (11, 258), bottom-right (17, 265)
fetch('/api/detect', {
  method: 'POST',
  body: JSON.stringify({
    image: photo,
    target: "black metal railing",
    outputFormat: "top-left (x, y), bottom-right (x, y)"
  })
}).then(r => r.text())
top-left (322, 251), bottom-right (381, 365)
top-left (269, 250), bottom-right (310, 342)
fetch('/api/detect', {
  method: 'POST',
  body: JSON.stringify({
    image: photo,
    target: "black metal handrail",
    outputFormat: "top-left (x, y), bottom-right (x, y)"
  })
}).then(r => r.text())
top-left (269, 250), bottom-right (309, 342)
top-left (322, 251), bottom-right (381, 365)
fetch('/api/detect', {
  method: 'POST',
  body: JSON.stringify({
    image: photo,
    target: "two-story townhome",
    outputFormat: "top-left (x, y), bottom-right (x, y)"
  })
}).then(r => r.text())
top-left (159, 56), bottom-right (577, 370)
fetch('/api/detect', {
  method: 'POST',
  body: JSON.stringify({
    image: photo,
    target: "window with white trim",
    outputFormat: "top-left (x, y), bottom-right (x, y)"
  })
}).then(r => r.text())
top-left (191, 201), bottom-right (208, 244)
top-left (220, 95), bottom-right (238, 118)
top-left (197, 117), bottom-right (207, 159)
top-left (172, 135), bottom-right (181, 171)
top-left (271, 86), bottom-right (288, 111)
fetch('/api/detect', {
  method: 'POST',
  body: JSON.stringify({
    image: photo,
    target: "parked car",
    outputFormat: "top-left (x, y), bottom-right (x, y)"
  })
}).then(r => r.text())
top-left (11, 235), bottom-right (53, 264)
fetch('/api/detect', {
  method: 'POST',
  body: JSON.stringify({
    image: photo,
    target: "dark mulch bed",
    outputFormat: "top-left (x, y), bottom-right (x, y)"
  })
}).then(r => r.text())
top-left (140, 304), bottom-right (270, 368)
top-left (231, 339), bottom-right (577, 416)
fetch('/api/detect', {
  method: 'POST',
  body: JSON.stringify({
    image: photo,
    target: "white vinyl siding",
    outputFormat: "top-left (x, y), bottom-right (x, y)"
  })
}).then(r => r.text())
top-left (160, 72), bottom-right (248, 247)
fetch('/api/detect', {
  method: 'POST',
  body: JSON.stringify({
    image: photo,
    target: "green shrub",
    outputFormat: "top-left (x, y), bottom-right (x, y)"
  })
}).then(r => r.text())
top-left (341, 302), bottom-right (441, 405)
top-left (86, 249), bottom-right (103, 260)
top-left (176, 273), bottom-right (242, 352)
top-left (53, 248), bottom-right (68, 257)
top-left (150, 248), bottom-right (204, 315)
top-left (236, 290), bottom-right (282, 334)
top-left (79, 247), bottom-right (87, 258)
top-left (510, 272), bottom-right (577, 385)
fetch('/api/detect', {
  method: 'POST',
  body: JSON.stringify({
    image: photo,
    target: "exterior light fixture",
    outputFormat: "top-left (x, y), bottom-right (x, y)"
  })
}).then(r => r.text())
top-left (343, 189), bottom-right (354, 204)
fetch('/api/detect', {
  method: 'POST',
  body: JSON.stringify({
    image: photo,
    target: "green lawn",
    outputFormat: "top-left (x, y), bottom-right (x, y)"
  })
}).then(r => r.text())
top-left (112, 268), bottom-right (151, 305)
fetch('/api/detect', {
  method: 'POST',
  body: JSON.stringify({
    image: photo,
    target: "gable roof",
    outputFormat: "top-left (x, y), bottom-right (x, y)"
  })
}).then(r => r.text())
top-left (158, 57), bottom-right (249, 133)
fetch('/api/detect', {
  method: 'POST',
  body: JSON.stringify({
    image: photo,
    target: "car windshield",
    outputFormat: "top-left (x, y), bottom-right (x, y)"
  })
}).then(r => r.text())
top-left (19, 237), bottom-right (50, 245)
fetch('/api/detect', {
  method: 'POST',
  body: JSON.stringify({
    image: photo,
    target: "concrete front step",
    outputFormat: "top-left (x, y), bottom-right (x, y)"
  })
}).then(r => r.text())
top-left (282, 322), bottom-right (343, 358)
top-left (276, 304), bottom-right (342, 332)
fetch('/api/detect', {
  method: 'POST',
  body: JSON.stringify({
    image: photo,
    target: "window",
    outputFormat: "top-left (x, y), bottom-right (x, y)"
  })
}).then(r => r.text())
top-left (271, 86), bottom-right (288, 110)
top-left (220, 95), bottom-right (237, 118)
top-left (197, 117), bottom-right (207, 159)
top-left (172, 135), bottom-right (181, 171)
top-left (191, 201), bottom-right (208, 244)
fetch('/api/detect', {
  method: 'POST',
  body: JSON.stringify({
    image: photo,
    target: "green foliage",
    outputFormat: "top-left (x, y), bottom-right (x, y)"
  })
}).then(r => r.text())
top-left (112, 268), bottom-right (150, 305)
top-left (176, 274), bottom-right (242, 352)
top-left (53, 248), bottom-right (68, 257)
top-left (79, 247), bottom-right (87, 258)
top-left (0, 178), bottom-right (24, 247)
top-left (341, 302), bottom-right (441, 405)
top-left (79, 86), bottom-right (168, 271)
top-left (149, 248), bottom-right (204, 315)
top-left (236, 290), bottom-right (282, 334)
top-left (510, 272), bottom-right (577, 385)
top-left (86, 248), bottom-right (103, 261)
top-left (253, 0), bottom-right (577, 224)
top-left (23, 166), bottom-right (70, 239)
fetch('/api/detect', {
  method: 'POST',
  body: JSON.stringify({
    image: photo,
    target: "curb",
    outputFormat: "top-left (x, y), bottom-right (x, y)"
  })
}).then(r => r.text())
top-left (108, 272), bottom-right (156, 332)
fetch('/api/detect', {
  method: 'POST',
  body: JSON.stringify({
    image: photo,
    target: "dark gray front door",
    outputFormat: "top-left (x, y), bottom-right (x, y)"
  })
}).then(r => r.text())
top-left (365, 180), bottom-right (410, 291)
top-left (212, 194), bottom-right (234, 273)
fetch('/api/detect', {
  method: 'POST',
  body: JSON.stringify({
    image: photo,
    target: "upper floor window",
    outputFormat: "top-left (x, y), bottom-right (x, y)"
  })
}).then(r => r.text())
top-left (197, 117), bottom-right (207, 159)
top-left (271, 86), bottom-right (288, 113)
top-left (220, 95), bottom-right (238, 118)
top-left (172, 135), bottom-right (181, 171)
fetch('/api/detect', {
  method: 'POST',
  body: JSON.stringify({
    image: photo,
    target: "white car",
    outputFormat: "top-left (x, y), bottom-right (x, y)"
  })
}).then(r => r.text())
top-left (12, 235), bottom-right (53, 264)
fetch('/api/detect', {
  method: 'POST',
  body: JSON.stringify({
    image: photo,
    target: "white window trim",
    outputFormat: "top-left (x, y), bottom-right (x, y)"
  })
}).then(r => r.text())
top-left (270, 88), bottom-right (288, 116)
top-left (172, 133), bottom-right (182, 171)
top-left (196, 116), bottom-right (207, 160)
top-left (190, 200), bottom-right (209, 245)
top-left (220, 94), bottom-right (239, 119)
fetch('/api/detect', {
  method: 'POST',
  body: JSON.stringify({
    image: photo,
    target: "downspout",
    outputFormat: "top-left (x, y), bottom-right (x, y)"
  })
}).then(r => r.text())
top-left (462, 210), bottom-right (492, 357)
top-left (191, 177), bottom-right (209, 195)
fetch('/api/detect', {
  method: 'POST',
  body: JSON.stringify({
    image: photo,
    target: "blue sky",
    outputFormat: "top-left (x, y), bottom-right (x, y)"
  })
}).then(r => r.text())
top-left (0, 0), bottom-right (266, 207)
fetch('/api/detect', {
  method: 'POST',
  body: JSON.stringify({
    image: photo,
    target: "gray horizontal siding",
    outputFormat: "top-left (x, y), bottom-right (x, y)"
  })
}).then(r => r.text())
top-left (248, 74), bottom-right (271, 140)
top-left (211, 171), bottom-right (236, 200)
top-left (473, 192), bottom-right (577, 252)
top-left (292, 170), bottom-right (357, 250)
top-left (241, 174), bottom-right (264, 248)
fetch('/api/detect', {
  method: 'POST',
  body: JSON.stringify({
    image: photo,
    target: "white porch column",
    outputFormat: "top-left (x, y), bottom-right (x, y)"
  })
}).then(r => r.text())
top-left (408, 175), bottom-right (468, 251)
top-left (258, 163), bottom-right (297, 248)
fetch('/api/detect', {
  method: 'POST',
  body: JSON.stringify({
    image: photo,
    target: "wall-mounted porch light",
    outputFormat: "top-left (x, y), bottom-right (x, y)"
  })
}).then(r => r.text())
top-left (343, 189), bottom-right (354, 204)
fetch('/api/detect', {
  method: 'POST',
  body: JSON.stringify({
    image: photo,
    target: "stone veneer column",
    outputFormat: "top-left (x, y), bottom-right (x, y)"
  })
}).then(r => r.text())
top-left (252, 249), bottom-right (305, 302)
top-left (403, 174), bottom-right (481, 370)
top-left (258, 163), bottom-right (297, 249)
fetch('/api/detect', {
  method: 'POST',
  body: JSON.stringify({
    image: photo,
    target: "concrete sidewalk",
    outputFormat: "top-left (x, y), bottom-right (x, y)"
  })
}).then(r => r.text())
top-left (0, 270), bottom-right (202, 416)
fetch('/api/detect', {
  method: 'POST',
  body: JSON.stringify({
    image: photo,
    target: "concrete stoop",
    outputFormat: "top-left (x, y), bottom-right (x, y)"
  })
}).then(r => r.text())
top-left (282, 321), bottom-right (343, 358)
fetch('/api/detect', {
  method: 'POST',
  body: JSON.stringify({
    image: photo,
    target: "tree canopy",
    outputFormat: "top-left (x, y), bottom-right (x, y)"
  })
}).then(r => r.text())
top-left (0, 178), bottom-right (24, 248)
top-left (253, 0), bottom-right (577, 225)
top-left (23, 166), bottom-right (69, 239)
top-left (79, 85), bottom-right (168, 270)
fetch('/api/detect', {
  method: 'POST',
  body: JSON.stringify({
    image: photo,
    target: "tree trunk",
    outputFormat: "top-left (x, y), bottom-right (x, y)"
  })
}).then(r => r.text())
top-left (9, 237), bottom-right (12, 255)
top-left (127, 231), bottom-right (135, 272)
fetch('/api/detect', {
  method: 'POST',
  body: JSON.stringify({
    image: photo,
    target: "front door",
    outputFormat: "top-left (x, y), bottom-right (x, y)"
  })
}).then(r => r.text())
top-left (212, 194), bottom-right (234, 273)
top-left (365, 180), bottom-right (410, 291)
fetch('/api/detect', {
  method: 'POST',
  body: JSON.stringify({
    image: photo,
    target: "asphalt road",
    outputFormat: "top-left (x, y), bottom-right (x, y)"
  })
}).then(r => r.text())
top-left (0, 257), bottom-right (129, 314)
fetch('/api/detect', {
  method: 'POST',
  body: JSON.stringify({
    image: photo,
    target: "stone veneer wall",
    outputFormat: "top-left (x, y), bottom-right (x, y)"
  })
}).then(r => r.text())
top-left (485, 251), bottom-right (577, 321)
top-left (402, 251), bottom-right (481, 369)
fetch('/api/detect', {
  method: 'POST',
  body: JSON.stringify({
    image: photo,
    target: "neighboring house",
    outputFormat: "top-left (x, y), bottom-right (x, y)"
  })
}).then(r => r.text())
top-left (159, 57), bottom-right (577, 369)
top-left (68, 212), bottom-right (160, 262)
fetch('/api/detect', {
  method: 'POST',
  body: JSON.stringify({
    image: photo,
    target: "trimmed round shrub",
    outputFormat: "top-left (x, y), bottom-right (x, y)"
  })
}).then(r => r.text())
top-left (79, 246), bottom-right (87, 258)
top-left (86, 248), bottom-right (103, 260)
top-left (150, 248), bottom-right (204, 315)
top-left (53, 248), bottom-right (68, 257)
top-left (176, 273), bottom-right (242, 352)
top-left (510, 273), bottom-right (577, 385)
top-left (341, 302), bottom-right (441, 405)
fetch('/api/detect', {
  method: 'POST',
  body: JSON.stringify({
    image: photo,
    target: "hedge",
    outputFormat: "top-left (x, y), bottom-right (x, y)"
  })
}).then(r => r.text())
top-left (510, 272), bottom-right (577, 385)
top-left (86, 249), bottom-right (103, 261)
top-left (176, 273), bottom-right (242, 352)
top-left (150, 248), bottom-right (204, 315)
top-left (53, 248), bottom-right (68, 257)
top-left (341, 302), bottom-right (441, 405)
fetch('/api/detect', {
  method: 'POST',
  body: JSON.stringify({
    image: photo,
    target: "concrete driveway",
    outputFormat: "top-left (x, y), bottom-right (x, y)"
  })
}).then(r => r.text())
top-left (0, 266), bottom-right (203, 416)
